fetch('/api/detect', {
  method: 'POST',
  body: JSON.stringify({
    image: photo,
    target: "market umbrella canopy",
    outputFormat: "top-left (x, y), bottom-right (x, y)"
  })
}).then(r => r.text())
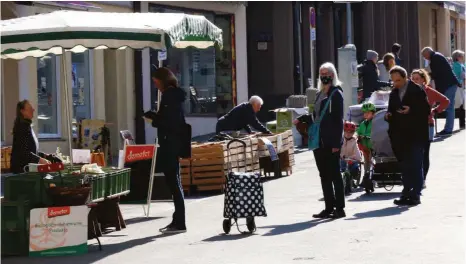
top-left (1, 10), bottom-right (223, 59)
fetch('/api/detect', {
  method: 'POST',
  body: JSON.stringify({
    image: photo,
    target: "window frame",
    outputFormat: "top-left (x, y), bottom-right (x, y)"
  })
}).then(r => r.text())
top-left (37, 55), bottom-right (62, 139)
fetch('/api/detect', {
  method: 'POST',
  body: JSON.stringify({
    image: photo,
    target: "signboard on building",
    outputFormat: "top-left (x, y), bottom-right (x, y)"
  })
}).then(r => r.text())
top-left (29, 206), bottom-right (88, 257)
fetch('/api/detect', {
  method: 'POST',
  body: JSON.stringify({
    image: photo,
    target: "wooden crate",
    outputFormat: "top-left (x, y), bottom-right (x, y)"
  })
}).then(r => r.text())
top-left (255, 130), bottom-right (295, 175)
top-left (181, 139), bottom-right (261, 192)
top-left (1, 147), bottom-right (12, 172)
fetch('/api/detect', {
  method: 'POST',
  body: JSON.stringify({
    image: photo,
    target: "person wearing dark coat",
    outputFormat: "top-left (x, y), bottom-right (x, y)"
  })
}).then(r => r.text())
top-left (385, 66), bottom-right (431, 206)
top-left (392, 43), bottom-right (403, 66)
top-left (311, 62), bottom-right (346, 219)
top-left (144, 67), bottom-right (189, 234)
top-left (10, 100), bottom-right (52, 174)
top-left (422, 47), bottom-right (461, 136)
top-left (215, 96), bottom-right (272, 135)
top-left (360, 50), bottom-right (392, 100)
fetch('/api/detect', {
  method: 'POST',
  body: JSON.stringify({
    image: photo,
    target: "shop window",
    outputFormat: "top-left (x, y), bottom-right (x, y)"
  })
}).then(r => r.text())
top-left (71, 51), bottom-right (92, 122)
top-left (149, 5), bottom-right (234, 117)
top-left (36, 54), bottom-right (60, 138)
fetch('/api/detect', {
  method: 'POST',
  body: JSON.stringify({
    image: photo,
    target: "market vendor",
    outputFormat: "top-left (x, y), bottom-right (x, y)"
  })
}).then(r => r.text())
top-left (10, 100), bottom-right (52, 174)
top-left (216, 96), bottom-right (272, 135)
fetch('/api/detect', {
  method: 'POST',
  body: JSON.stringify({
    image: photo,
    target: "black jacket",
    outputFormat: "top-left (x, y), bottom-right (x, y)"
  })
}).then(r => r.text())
top-left (386, 81), bottom-right (431, 160)
top-left (315, 86), bottom-right (344, 149)
top-left (216, 102), bottom-right (270, 134)
top-left (148, 87), bottom-right (188, 159)
top-left (360, 60), bottom-right (391, 99)
top-left (429, 51), bottom-right (460, 94)
top-left (10, 119), bottom-right (44, 174)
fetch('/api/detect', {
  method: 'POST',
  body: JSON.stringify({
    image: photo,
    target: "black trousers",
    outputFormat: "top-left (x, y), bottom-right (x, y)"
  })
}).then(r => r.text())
top-left (161, 155), bottom-right (186, 228)
top-left (459, 104), bottom-right (465, 128)
top-left (423, 140), bottom-right (431, 181)
top-left (313, 148), bottom-right (345, 211)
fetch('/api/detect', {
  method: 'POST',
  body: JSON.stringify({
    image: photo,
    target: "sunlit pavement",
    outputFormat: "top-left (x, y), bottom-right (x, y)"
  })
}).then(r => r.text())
top-left (3, 120), bottom-right (465, 264)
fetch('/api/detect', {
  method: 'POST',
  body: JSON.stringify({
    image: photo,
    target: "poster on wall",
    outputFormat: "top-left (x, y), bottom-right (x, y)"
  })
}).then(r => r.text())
top-left (29, 206), bottom-right (88, 257)
top-left (80, 119), bottom-right (105, 150)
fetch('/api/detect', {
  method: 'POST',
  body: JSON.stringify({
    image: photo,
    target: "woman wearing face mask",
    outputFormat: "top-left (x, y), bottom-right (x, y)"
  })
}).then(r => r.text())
top-left (312, 62), bottom-right (346, 219)
top-left (411, 69), bottom-right (449, 188)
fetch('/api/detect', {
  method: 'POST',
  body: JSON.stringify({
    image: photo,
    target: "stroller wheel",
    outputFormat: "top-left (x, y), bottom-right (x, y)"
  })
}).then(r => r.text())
top-left (246, 217), bottom-right (256, 233)
top-left (222, 219), bottom-right (231, 234)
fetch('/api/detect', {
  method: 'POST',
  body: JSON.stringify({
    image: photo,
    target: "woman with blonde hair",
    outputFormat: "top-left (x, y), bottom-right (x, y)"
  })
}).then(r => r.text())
top-left (411, 68), bottom-right (449, 188)
top-left (312, 62), bottom-right (346, 219)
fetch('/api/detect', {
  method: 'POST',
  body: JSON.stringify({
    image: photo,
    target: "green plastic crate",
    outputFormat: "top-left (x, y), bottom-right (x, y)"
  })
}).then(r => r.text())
top-left (89, 175), bottom-right (106, 202)
top-left (1, 199), bottom-right (30, 256)
top-left (4, 173), bottom-right (83, 207)
top-left (105, 169), bottom-right (131, 197)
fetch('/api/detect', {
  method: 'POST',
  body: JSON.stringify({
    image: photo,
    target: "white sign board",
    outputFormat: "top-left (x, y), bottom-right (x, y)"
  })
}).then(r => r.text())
top-left (311, 28), bottom-right (316, 41)
top-left (29, 206), bottom-right (88, 257)
top-left (158, 50), bottom-right (167, 61)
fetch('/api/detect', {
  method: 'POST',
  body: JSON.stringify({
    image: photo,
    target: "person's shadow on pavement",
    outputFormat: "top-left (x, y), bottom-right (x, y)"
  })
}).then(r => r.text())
top-left (259, 218), bottom-right (333, 236)
top-left (345, 206), bottom-right (409, 220)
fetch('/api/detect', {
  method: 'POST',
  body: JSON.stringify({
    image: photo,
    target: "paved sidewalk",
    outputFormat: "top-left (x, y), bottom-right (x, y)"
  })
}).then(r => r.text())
top-left (3, 121), bottom-right (465, 264)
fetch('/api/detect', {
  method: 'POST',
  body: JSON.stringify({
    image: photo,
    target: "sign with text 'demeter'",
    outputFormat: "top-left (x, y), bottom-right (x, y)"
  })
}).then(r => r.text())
top-left (30, 206), bottom-right (88, 257)
top-left (124, 144), bottom-right (157, 163)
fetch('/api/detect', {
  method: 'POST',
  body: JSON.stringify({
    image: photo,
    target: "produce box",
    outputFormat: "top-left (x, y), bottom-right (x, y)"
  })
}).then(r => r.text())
top-left (1, 199), bottom-right (30, 256)
top-left (1, 147), bottom-right (12, 171)
top-left (104, 168), bottom-right (131, 197)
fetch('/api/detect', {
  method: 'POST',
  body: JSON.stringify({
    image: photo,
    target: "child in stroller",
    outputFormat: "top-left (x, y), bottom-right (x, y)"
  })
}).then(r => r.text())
top-left (340, 121), bottom-right (363, 195)
top-left (357, 102), bottom-right (376, 176)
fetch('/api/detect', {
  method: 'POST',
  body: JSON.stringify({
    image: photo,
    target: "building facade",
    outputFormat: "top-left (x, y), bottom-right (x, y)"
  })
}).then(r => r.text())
top-left (134, 1), bottom-right (248, 144)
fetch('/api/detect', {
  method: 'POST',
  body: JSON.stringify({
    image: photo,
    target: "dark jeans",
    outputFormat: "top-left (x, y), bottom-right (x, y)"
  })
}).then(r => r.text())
top-left (401, 142), bottom-right (424, 199)
top-left (314, 148), bottom-right (345, 211)
top-left (163, 157), bottom-right (186, 228)
top-left (423, 141), bottom-right (431, 181)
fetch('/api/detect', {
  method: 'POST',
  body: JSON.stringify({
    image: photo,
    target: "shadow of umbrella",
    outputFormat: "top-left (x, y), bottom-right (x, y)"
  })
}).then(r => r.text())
top-left (1, 233), bottom-right (179, 264)
top-left (346, 206), bottom-right (409, 220)
top-left (259, 218), bottom-right (333, 236)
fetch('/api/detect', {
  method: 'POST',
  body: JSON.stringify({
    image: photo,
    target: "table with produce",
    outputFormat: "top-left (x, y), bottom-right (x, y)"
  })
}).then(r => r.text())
top-left (1, 147), bottom-right (131, 257)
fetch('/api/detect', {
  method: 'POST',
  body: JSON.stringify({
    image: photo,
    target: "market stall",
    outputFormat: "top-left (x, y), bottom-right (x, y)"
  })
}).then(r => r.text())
top-left (1, 10), bottom-right (223, 257)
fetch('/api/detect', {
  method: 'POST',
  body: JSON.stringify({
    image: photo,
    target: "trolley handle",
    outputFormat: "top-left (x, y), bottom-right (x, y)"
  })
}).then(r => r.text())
top-left (227, 139), bottom-right (247, 149)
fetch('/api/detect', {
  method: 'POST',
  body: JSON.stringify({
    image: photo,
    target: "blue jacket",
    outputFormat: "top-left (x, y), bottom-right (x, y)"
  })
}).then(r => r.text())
top-left (429, 51), bottom-right (460, 93)
top-left (314, 86), bottom-right (344, 149)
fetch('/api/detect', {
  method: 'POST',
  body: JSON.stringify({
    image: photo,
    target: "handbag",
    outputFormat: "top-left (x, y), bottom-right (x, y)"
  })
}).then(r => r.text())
top-left (308, 89), bottom-right (338, 150)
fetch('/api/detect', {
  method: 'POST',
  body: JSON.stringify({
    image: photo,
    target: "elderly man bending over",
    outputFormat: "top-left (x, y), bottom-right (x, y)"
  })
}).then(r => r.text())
top-left (216, 96), bottom-right (272, 135)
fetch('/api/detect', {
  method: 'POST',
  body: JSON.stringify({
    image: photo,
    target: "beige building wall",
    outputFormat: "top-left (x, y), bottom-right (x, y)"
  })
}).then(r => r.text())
top-left (1, 2), bottom-right (135, 160)
top-left (418, 2), bottom-right (465, 67)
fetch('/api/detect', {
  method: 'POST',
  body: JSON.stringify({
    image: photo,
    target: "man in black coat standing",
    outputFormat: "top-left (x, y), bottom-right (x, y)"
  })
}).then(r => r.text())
top-left (216, 95), bottom-right (272, 135)
top-left (422, 47), bottom-right (460, 136)
top-left (385, 66), bottom-right (431, 206)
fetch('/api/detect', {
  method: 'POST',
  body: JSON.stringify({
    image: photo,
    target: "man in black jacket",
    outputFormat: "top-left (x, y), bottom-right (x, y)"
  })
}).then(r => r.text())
top-left (385, 66), bottom-right (431, 206)
top-left (359, 50), bottom-right (392, 100)
top-left (216, 96), bottom-right (272, 135)
top-left (422, 47), bottom-right (460, 136)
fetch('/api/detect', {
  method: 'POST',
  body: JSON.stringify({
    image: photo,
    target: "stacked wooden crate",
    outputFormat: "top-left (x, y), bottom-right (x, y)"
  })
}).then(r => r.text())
top-left (180, 139), bottom-right (260, 192)
top-left (1, 147), bottom-right (12, 172)
top-left (255, 130), bottom-right (295, 175)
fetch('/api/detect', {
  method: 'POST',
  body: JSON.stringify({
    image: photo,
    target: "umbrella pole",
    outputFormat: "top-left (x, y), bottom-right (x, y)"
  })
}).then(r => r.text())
top-left (61, 48), bottom-right (74, 167)
top-left (146, 60), bottom-right (163, 217)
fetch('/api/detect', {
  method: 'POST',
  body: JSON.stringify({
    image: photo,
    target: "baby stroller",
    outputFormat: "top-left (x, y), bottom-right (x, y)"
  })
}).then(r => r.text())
top-left (362, 109), bottom-right (403, 194)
